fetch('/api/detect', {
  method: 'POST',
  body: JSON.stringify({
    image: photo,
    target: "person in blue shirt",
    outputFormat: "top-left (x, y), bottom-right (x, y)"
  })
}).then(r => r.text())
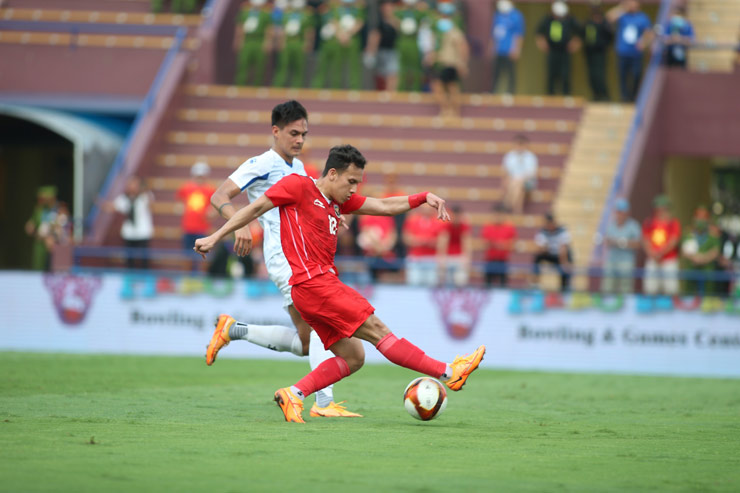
top-left (489, 0), bottom-right (524, 94)
top-left (607, 0), bottom-right (653, 102)
top-left (661, 5), bottom-right (694, 68)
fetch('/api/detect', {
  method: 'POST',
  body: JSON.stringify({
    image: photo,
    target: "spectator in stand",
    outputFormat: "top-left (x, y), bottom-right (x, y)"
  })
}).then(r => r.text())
top-left (273, 0), bottom-right (317, 88)
top-left (681, 207), bottom-right (720, 296)
top-left (152, 0), bottom-right (198, 13)
top-left (532, 213), bottom-right (572, 291)
top-left (358, 214), bottom-right (398, 281)
top-left (365, 0), bottom-right (400, 91)
top-left (234, 0), bottom-right (275, 86)
top-left (104, 176), bottom-right (154, 270)
top-left (403, 205), bottom-right (443, 286)
top-left (535, 1), bottom-right (582, 96)
top-left (381, 172), bottom-right (407, 258)
top-left (489, 0), bottom-right (525, 94)
top-left (394, 0), bottom-right (428, 91)
top-left (606, 0), bottom-right (653, 102)
top-left (311, 0), bottom-right (366, 90)
top-left (661, 5), bottom-right (694, 69)
top-left (437, 205), bottom-right (472, 287)
top-left (481, 202), bottom-right (517, 287)
top-left (502, 134), bottom-right (538, 214)
top-left (717, 218), bottom-right (740, 297)
top-left (641, 195), bottom-right (681, 296)
top-left (582, 4), bottom-right (614, 101)
top-left (177, 162), bottom-right (216, 269)
top-left (25, 186), bottom-right (60, 271)
top-left (601, 198), bottom-right (641, 294)
top-left (427, 2), bottom-right (469, 117)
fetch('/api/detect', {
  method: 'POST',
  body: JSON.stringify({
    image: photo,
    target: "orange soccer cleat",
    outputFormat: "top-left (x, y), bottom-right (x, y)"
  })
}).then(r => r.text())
top-left (205, 314), bottom-right (236, 366)
top-left (274, 387), bottom-right (305, 423)
top-left (444, 345), bottom-right (486, 391)
top-left (309, 401), bottom-right (363, 418)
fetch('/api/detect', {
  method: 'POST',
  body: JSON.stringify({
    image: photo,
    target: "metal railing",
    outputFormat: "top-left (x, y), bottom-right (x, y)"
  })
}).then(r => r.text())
top-left (82, 26), bottom-right (187, 234)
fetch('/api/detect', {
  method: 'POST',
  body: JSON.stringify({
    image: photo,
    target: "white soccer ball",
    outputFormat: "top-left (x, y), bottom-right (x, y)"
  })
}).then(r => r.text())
top-left (403, 377), bottom-right (448, 421)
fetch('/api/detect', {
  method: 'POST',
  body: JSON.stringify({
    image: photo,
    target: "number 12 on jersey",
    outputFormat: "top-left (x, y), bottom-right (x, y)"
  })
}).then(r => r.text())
top-left (328, 215), bottom-right (338, 235)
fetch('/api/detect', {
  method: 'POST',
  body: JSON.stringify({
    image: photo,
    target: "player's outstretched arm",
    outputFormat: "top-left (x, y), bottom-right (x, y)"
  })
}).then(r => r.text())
top-left (357, 192), bottom-right (451, 221)
top-left (194, 195), bottom-right (275, 258)
top-left (211, 178), bottom-right (254, 257)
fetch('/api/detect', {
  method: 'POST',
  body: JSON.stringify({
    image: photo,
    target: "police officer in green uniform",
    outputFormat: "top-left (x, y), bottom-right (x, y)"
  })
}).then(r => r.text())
top-left (535, 1), bottom-right (581, 95)
top-left (393, 0), bottom-right (428, 91)
top-left (151, 0), bottom-right (197, 13)
top-left (311, 0), bottom-right (365, 90)
top-left (583, 4), bottom-right (613, 101)
top-left (274, 0), bottom-right (316, 87)
top-left (25, 186), bottom-right (58, 271)
top-left (234, 0), bottom-right (275, 86)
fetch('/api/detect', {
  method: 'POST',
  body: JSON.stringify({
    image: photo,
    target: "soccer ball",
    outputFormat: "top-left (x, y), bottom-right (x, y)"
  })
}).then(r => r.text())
top-left (403, 377), bottom-right (448, 421)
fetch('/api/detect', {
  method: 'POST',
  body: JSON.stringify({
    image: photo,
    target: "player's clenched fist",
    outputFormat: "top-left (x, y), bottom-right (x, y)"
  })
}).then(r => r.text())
top-left (194, 235), bottom-right (217, 259)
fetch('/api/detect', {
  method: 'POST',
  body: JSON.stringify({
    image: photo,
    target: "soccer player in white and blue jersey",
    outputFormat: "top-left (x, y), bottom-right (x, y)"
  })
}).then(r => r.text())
top-left (204, 100), bottom-right (361, 417)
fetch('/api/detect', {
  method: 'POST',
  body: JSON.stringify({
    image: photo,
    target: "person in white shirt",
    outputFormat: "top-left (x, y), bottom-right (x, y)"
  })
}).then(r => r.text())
top-left (106, 176), bottom-right (154, 270)
top-left (502, 134), bottom-right (538, 214)
top-left (203, 100), bottom-right (361, 417)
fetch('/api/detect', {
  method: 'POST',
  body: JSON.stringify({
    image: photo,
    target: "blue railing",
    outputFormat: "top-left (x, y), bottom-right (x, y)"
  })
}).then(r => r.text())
top-left (592, 0), bottom-right (673, 262)
top-left (83, 26), bottom-right (187, 234)
top-left (71, 246), bottom-right (739, 285)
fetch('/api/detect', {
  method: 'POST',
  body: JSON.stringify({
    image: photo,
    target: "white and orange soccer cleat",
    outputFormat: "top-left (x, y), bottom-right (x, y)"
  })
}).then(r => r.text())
top-left (274, 387), bottom-right (305, 423)
top-left (309, 401), bottom-right (363, 418)
top-left (205, 314), bottom-right (235, 366)
top-left (444, 345), bottom-right (486, 391)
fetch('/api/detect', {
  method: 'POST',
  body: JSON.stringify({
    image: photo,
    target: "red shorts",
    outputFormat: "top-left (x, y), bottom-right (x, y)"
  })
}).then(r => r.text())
top-left (291, 273), bottom-right (375, 349)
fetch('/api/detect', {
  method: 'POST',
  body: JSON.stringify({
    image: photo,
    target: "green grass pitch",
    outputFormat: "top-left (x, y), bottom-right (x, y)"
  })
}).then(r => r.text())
top-left (2, 352), bottom-right (739, 492)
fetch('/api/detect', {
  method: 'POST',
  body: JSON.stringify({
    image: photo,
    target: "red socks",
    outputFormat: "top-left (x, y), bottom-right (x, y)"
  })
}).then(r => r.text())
top-left (294, 356), bottom-right (351, 397)
top-left (376, 333), bottom-right (446, 378)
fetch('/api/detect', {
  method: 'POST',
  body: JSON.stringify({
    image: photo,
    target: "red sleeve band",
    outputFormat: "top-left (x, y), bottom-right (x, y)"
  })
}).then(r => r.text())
top-left (408, 192), bottom-right (429, 209)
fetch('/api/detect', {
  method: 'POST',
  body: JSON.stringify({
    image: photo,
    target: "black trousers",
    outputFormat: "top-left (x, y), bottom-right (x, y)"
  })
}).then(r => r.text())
top-left (124, 239), bottom-right (150, 270)
top-left (585, 50), bottom-right (609, 101)
top-left (492, 55), bottom-right (517, 94)
top-left (546, 51), bottom-right (571, 95)
top-left (533, 251), bottom-right (571, 291)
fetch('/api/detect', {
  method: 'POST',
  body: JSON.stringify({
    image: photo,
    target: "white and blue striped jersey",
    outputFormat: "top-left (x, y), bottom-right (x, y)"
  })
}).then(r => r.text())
top-left (229, 148), bottom-right (306, 262)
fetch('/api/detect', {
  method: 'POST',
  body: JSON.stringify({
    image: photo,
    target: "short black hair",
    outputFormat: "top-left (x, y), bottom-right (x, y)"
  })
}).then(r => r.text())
top-left (322, 145), bottom-right (367, 176)
top-left (514, 134), bottom-right (529, 143)
top-left (271, 100), bottom-right (308, 128)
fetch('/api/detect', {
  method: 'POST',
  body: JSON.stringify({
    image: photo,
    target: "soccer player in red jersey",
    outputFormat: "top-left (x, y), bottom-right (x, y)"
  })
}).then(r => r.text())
top-left (194, 145), bottom-right (485, 423)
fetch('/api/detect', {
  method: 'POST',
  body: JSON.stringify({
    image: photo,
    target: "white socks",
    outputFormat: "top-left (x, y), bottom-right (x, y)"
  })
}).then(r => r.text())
top-left (309, 330), bottom-right (335, 408)
top-left (230, 322), bottom-right (304, 357)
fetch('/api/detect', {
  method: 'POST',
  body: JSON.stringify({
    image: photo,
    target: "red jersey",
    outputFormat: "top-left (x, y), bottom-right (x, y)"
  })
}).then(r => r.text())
top-left (444, 221), bottom-right (471, 255)
top-left (264, 174), bottom-right (366, 285)
top-left (481, 221), bottom-right (517, 261)
top-left (177, 182), bottom-right (215, 234)
top-left (642, 216), bottom-right (681, 261)
top-left (358, 215), bottom-right (396, 256)
top-left (404, 214), bottom-right (443, 257)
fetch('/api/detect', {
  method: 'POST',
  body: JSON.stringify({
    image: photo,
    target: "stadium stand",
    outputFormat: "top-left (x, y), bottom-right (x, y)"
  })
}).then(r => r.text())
top-left (686, 0), bottom-right (740, 72)
top-left (129, 85), bottom-right (584, 280)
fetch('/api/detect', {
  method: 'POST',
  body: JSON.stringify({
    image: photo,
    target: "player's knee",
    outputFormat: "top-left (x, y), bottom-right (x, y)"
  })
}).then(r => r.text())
top-left (345, 354), bottom-right (365, 374)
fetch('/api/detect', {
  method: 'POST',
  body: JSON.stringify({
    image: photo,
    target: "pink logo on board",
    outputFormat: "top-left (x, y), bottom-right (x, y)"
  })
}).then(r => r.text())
top-left (432, 288), bottom-right (489, 340)
top-left (44, 274), bottom-right (102, 325)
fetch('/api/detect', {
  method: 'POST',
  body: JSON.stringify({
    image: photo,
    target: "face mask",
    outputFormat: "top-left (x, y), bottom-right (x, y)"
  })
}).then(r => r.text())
top-left (250, 0), bottom-right (266, 6)
top-left (275, 0), bottom-right (288, 9)
top-left (497, 0), bottom-right (513, 14)
top-left (552, 1), bottom-right (568, 17)
top-left (671, 15), bottom-right (685, 27)
top-left (291, 0), bottom-right (306, 7)
top-left (437, 18), bottom-right (453, 33)
top-left (402, 0), bottom-right (417, 5)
